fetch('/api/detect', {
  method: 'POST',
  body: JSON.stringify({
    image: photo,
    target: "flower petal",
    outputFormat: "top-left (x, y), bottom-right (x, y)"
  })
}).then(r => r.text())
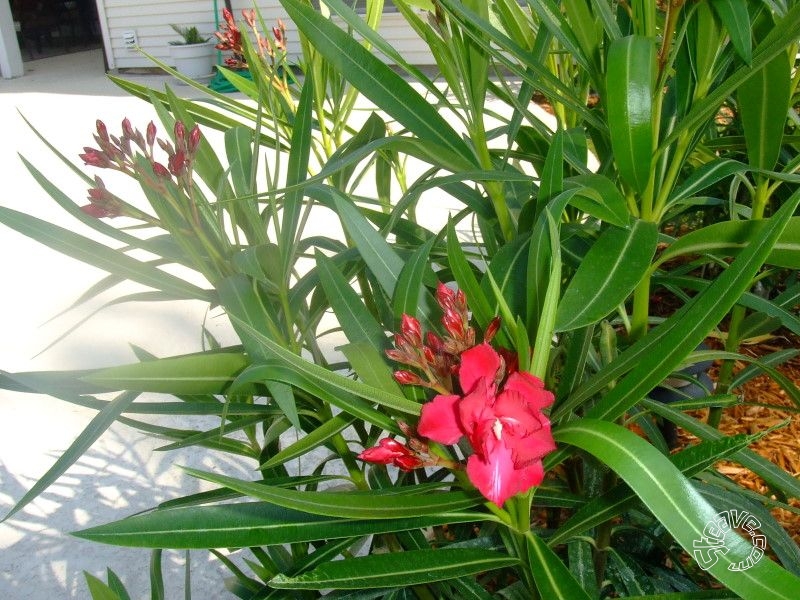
top-left (494, 390), bottom-right (542, 435)
top-left (458, 378), bottom-right (495, 439)
top-left (417, 394), bottom-right (463, 444)
top-left (458, 343), bottom-right (501, 394)
top-left (504, 371), bottom-right (554, 411)
top-left (466, 442), bottom-right (518, 506)
top-left (507, 416), bottom-right (556, 467)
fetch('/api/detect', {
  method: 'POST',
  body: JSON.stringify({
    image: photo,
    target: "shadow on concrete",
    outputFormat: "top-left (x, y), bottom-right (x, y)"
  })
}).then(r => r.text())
top-left (0, 419), bottom-right (255, 599)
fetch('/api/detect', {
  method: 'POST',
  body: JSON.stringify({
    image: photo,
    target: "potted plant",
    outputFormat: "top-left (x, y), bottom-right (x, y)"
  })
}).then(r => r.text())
top-left (168, 24), bottom-right (214, 80)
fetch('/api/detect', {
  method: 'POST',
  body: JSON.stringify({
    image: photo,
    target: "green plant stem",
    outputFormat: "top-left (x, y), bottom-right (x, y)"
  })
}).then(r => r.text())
top-left (472, 126), bottom-right (514, 241)
top-left (710, 179), bottom-right (772, 427)
top-left (629, 274), bottom-right (652, 342)
top-left (593, 517), bottom-right (613, 588)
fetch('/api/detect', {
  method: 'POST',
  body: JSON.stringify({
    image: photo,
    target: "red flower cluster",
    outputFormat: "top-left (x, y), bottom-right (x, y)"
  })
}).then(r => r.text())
top-left (385, 284), bottom-right (499, 393)
top-left (418, 343), bottom-right (555, 507)
top-left (358, 283), bottom-right (556, 507)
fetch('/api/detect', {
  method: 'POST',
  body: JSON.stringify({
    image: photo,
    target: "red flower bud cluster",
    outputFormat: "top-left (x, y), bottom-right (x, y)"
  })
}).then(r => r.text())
top-left (213, 8), bottom-right (288, 70)
top-left (357, 437), bottom-right (423, 472)
top-left (81, 176), bottom-right (123, 219)
top-left (78, 118), bottom-right (202, 218)
top-left (386, 283), bottom-right (505, 394)
top-left (356, 422), bottom-right (454, 473)
top-left (79, 118), bottom-right (201, 181)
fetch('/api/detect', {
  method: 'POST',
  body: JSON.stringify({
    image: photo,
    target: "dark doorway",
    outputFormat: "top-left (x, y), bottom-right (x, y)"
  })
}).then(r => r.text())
top-left (11, 0), bottom-right (101, 61)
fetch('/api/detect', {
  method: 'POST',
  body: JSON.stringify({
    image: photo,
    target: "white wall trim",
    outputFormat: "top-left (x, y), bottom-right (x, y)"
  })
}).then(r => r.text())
top-left (95, 0), bottom-right (115, 70)
top-left (0, 0), bottom-right (24, 78)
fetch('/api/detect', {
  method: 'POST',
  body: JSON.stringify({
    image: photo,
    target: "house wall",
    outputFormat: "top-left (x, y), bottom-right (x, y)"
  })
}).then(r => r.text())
top-left (101, 0), bottom-right (434, 70)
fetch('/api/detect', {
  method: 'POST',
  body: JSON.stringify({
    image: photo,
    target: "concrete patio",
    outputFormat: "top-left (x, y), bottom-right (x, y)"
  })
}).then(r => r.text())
top-left (0, 49), bottom-right (261, 599)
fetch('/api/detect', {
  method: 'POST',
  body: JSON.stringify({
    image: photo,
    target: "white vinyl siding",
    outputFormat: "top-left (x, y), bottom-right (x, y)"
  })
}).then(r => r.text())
top-left (100, 0), bottom-right (433, 70)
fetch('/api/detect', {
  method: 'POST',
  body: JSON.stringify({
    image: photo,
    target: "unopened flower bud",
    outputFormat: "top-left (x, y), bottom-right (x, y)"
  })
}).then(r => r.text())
top-left (436, 282), bottom-right (455, 307)
top-left (152, 162), bottom-right (171, 178)
top-left (426, 332), bottom-right (445, 353)
top-left (357, 437), bottom-right (423, 472)
top-left (423, 346), bottom-right (435, 363)
top-left (385, 348), bottom-right (404, 362)
top-left (394, 370), bottom-right (423, 386)
top-left (158, 138), bottom-right (174, 155)
top-left (188, 125), bottom-right (201, 153)
top-left (401, 314), bottom-right (422, 346)
top-left (168, 150), bottom-right (187, 176)
top-left (96, 120), bottom-right (109, 142)
top-left (442, 308), bottom-right (464, 337)
top-left (121, 117), bottom-right (134, 139)
top-left (243, 8), bottom-right (256, 27)
top-left (174, 121), bottom-right (186, 146)
top-left (80, 147), bottom-right (109, 168)
top-left (484, 316), bottom-right (501, 343)
top-left (146, 121), bottom-right (156, 148)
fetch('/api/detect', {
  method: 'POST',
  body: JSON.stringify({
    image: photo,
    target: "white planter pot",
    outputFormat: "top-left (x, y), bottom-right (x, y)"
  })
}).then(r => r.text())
top-left (169, 42), bottom-right (215, 80)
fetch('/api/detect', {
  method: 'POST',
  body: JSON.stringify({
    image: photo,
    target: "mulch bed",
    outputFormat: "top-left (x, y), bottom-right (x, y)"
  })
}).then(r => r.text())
top-left (678, 332), bottom-right (800, 546)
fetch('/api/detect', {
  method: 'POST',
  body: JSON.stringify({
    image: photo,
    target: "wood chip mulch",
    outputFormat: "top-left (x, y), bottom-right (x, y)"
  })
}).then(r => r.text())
top-left (677, 333), bottom-right (800, 546)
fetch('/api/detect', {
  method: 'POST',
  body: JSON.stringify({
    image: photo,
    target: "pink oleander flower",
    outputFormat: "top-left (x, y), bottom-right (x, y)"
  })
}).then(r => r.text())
top-left (357, 438), bottom-right (424, 472)
top-left (418, 343), bottom-right (556, 507)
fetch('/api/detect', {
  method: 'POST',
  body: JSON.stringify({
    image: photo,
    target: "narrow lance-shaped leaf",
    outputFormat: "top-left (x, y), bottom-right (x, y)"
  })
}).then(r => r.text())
top-left (526, 532), bottom-right (591, 600)
top-left (182, 466), bottom-right (483, 519)
top-left (392, 235), bottom-right (437, 329)
top-left (606, 35), bottom-right (655, 195)
top-left (654, 218), bottom-right (800, 269)
top-left (281, 72), bottom-right (314, 277)
top-left (279, 0), bottom-right (474, 166)
top-left (737, 46), bottom-right (792, 172)
top-left (83, 351), bottom-right (250, 394)
top-left (710, 0), bottom-right (752, 64)
top-left (555, 419), bottom-right (800, 599)
top-left (555, 219), bottom-right (658, 332)
top-left (0, 206), bottom-right (211, 302)
top-left (74, 501), bottom-right (486, 549)
top-left (333, 191), bottom-right (405, 298)
top-left (268, 549), bottom-right (519, 590)
top-left (315, 250), bottom-right (388, 350)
